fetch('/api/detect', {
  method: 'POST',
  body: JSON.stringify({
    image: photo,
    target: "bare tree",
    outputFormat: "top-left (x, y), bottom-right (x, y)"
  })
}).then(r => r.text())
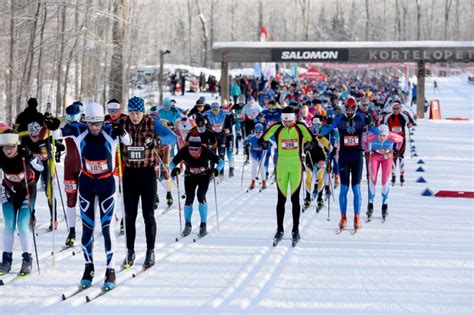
top-left (6, 0), bottom-right (16, 124)
top-left (196, 0), bottom-right (209, 68)
top-left (444, 0), bottom-right (454, 39)
top-left (109, 0), bottom-right (129, 104)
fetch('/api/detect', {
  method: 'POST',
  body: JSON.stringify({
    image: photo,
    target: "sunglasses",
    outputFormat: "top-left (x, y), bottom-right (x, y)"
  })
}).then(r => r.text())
top-left (393, 107), bottom-right (401, 110)
top-left (188, 147), bottom-right (200, 152)
top-left (87, 122), bottom-right (103, 127)
top-left (1, 145), bottom-right (16, 150)
top-left (108, 109), bottom-right (119, 115)
top-left (362, 104), bottom-right (369, 107)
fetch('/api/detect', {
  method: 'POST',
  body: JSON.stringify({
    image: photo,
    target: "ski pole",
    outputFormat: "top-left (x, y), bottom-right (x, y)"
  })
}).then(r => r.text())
top-left (240, 157), bottom-right (245, 187)
top-left (213, 176), bottom-right (220, 230)
top-left (175, 175), bottom-right (183, 232)
top-left (22, 158), bottom-right (40, 274)
top-left (54, 168), bottom-right (68, 230)
top-left (326, 158), bottom-right (332, 221)
top-left (116, 142), bottom-right (128, 249)
top-left (47, 139), bottom-right (57, 267)
top-left (408, 126), bottom-right (413, 159)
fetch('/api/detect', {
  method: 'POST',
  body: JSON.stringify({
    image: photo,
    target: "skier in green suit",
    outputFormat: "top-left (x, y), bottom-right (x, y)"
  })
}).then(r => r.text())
top-left (258, 106), bottom-right (316, 245)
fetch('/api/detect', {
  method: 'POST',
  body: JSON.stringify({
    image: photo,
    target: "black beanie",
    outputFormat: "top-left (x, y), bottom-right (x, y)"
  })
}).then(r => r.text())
top-left (27, 98), bottom-right (38, 108)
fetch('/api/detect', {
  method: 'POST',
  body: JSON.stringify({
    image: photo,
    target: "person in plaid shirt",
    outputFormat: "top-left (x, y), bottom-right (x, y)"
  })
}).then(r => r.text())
top-left (119, 96), bottom-right (176, 269)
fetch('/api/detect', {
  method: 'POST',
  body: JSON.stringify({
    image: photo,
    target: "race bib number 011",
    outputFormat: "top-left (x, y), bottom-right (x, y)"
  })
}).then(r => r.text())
top-left (127, 146), bottom-right (145, 161)
top-left (281, 139), bottom-right (298, 150)
top-left (85, 159), bottom-right (108, 174)
top-left (343, 135), bottom-right (359, 147)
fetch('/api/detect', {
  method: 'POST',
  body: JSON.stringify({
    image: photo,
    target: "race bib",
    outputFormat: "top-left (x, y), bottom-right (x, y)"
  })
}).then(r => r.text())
top-left (127, 146), bottom-right (145, 161)
top-left (64, 180), bottom-right (77, 193)
top-left (5, 172), bottom-right (25, 183)
top-left (34, 152), bottom-right (48, 160)
top-left (212, 123), bottom-right (223, 133)
top-left (343, 135), bottom-right (359, 147)
top-left (392, 126), bottom-right (402, 133)
top-left (190, 166), bottom-right (207, 174)
top-left (85, 159), bottom-right (108, 175)
top-left (281, 139), bottom-right (298, 150)
top-left (375, 148), bottom-right (391, 157)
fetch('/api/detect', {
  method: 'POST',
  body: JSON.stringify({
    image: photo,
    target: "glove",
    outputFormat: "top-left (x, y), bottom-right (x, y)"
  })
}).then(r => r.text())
top-left (112, 123), bottom-right (126, 138)
top-left (29, 210), bottom-right (36, 231)
top-left (364, 115), bottom-right (373, 125)
top-left (55, 151), bottom-right (62, 163)
top-left (303, 141), bottom-right (314, 151)
top-left (393, 150), bottom-right (400, 159)
top-left (171, 167), bottom-right (181, 177)
top-left (210, 168), bottom-right (219, 177)
top-left (44, 117), bottom-right (60, 130)
top-left (260, 140), bottom-right (270, 150)
top-left (144, 137), bottom-right (157, 150)
top-left (326, 117), bottom-right (333, 125)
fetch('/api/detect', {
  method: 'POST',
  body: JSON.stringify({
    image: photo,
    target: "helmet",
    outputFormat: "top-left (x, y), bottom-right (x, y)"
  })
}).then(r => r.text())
top-left (163, 97), bottom-right (172, 107)
top-left (66, 103), bottom-right (82, 122)
top-left (84, 102), bottom-right (105, 123)
top-left (237, 95), bottom-right (245, 103)
top-left (0, 130), bottom-right (19, 146)
top-left (0, 121), bottom-right (11, 133)
top-left (211, 102), bottom-right (220, 111)
top-left (255, 123), bottom-right (264, 133)
top-left (345, 97), bottom-right (357, 109)
top-left (28, 122), bottom-right (42, 136)
top-left (378, 124), bottom-right (390, 136)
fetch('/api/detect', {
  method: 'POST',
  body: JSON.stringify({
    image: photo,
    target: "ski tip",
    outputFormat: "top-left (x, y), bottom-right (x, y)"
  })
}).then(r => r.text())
top-left (175, 237), bottom-right (179, 242)
top-left (61, 293), bottom-right (66, 301)
top-left (272, 242), bottom-right (277, 247)
top-left (72, 251), bottom-right (76, 256)
top-left (193, 238), bottom-right (197, 242)
top-left (86, 296), bottom-right (91, 303)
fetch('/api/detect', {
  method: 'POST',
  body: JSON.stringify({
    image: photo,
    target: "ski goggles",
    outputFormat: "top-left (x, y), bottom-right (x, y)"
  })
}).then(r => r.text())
top-left (1, 145), bottom-right (16, 150)
top-left (108, 109), bottom-right (120, 115)
top-left (392, 106), bottom-right (401, 110)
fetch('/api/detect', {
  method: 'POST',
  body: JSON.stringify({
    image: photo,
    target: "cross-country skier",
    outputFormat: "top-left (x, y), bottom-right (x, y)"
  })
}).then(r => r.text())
top-left (321, 97), bottom-right (378, 231)
top-left (382, 101), bottom-right (415, 186)
top-left (231, 95), bottom-right (245, 154)
top-left (119, 96), bottom-right (177, 268)
top-left (62, 103), bottom-right (83, 247)
top-left (363, 124), bottom-right (403, 221)
top-left (243, 123), bottom-right (266, 190)
top-left (258, 107), bottom-right (316, 245)
top-left (0, 129), bottom-right (44, 275)
top-left (47, 102), bottom-right (132, 290)
top-left (170, 131), bottom-right (223, 237)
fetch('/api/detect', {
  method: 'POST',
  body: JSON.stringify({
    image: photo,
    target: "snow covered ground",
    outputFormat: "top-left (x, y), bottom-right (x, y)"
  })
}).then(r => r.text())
top-left (0, 77), bottom-right (473, 314)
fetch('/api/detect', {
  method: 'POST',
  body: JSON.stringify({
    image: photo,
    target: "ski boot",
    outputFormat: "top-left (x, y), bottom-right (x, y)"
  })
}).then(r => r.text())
top-left (65, 228), bottom-right (76, 247)
top-left (317, 192), bottom-right (324, 212)
top-left (182, 222), bottom-right (192, 237)
top-left (400, 175), bottom-right (405, 186)
top-left (80, 263), bottom-right (95, 288)
top-left (338, 214), bottom-right (347, 230)
top-left (366, 203), bottom-right (374, 221)
top-left (261, 180), bottom-right (267, 190)
top-left (0, 252), bottom-right (13, 275)
top-left (303, 192), bottom-right (311, 210)
top-left (143, 249), bottom-right (155, 269)
top-left (229, 167), bottom-right (235, 178)
top-left (325, 185), bottom-right (331, 200)
top-left (19, 253), bottom-right (32, 276)
top-left (166, 191), bottom-right (173, 207)
top-left (273, 230), bottom-right (284, 246)
top-left (391, 175), bottom-right (396, 186)
top-left (354, 214), bottom-right (361, 230)
top-left (103, 268), bottom-right (116, 291)
top-left (249, 180), bottom-right (256, 190)
top-left (198, 222), bottom-right (207, 238)
top-left (123, 249), bottom-right (135, 268)
top-left (291, 230), bottom-right (301, 246)
top-left (382, 204), bottom-right (388, 221)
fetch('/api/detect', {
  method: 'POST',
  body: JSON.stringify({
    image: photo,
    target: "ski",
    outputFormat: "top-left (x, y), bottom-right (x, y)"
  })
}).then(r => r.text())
top-left (192, 233), bottom-right (207, 242)
top-left (336, 228), bottom-right (357, 235)
top-left (246, 187), bottom-right (255, 193)
top-left (61, 285), bottom-right (92, 301)
top-left (291, 239), bottom-right (299, 247)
